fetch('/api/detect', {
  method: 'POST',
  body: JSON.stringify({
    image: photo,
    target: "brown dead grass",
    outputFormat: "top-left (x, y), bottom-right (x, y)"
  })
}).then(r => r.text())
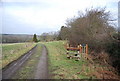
top-left (86, 51), bottom-right (120, 79)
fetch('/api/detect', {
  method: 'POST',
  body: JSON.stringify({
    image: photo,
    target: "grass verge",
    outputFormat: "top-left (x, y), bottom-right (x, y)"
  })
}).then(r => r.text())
top-left (43, 41), bottom-right (94, 79)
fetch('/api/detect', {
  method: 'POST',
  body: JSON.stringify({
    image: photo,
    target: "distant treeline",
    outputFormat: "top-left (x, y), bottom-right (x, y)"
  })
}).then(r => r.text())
top-left (2, 34), bottom-right (40, 43)
top-left (39, 32), bottom-right (59, 42)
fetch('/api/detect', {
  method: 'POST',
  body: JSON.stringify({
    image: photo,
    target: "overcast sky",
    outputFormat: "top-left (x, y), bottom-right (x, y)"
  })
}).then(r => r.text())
top-left (1, 0), bottom-right (119, 35)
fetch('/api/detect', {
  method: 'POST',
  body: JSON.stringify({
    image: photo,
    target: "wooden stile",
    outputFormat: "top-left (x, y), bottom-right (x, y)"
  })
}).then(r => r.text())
top-left (65, 43), bottom-right (88, 59)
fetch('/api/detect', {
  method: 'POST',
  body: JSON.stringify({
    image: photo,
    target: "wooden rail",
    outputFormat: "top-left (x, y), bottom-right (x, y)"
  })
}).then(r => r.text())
top-left (65, 44), bottom-right (88, 55)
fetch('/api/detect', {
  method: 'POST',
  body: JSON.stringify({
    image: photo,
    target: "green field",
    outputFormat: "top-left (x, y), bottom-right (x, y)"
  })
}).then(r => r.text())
top-left (43, 41), bottom-right (95, 79)
top-left (2, 43), bottom-right (36, 68)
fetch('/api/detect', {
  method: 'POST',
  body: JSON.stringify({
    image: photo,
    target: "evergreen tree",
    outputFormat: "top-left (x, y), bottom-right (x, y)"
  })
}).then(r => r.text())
top-left (33, 34), bottom-right (38, 42)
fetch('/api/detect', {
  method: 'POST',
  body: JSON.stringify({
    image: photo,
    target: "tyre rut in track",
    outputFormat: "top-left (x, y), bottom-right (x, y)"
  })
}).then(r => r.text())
top-left (2, 45), bottom-right (37, 79)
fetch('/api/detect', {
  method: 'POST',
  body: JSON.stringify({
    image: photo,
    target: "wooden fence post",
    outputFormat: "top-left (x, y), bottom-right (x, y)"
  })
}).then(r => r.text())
top-left (67, 43), bottom-right (69, 48)
top-left (78, 45), bottom-right (79, 51)
top-left (86, 44), bottom-right (88, 59)
top-left (80, 44), bottom-right (82, 58)
top-left (80, 44), bottom-right (82, 53)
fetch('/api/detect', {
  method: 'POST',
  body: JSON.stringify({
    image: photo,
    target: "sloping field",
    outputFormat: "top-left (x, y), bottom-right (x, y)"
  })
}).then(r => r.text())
top-left (2, 43), bottom-right (36, 68)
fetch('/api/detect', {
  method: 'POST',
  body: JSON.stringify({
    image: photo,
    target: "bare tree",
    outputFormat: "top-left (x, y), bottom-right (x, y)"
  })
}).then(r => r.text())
top-left (64, 8), bottom-right (116, 51)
